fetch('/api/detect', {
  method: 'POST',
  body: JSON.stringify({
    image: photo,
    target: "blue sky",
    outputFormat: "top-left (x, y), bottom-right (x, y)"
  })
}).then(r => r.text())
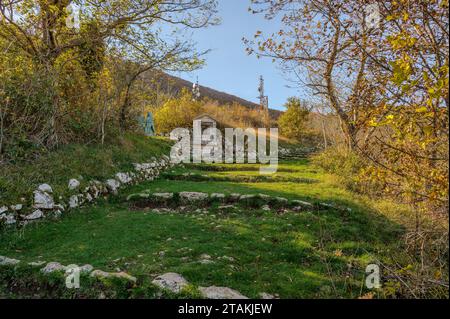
top-left (172, 0), bottom-right (301, 111)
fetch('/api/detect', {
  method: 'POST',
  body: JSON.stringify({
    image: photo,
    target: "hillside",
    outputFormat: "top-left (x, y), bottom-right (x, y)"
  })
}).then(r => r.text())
top-left (146, 72), bottom-right (283, 119)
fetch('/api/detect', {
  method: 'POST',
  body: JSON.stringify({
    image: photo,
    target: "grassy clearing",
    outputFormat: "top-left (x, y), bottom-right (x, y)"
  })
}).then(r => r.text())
top-left (0, 159), bottom-right (414, 298)
top-left (0, 134), bottom-right (172, 205)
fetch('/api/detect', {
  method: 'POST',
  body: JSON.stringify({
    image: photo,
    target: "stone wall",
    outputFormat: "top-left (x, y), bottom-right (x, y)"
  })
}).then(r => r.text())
top-left (0, 155), bottom-right (174, 227)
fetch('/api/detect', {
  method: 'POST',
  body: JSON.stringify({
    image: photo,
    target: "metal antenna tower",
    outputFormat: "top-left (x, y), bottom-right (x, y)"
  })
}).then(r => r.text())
top-left (258, 76), bottom-right (270, 126)
top-left (192, 76), bottom-right (201, 100)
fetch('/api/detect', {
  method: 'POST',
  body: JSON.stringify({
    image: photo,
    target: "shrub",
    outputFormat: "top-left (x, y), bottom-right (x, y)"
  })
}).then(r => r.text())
top-left (311, 147), bottom-right (384, 197)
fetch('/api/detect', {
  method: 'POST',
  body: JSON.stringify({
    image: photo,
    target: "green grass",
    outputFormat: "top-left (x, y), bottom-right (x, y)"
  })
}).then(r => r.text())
top-left (0, 159), bottom-right (414, 298)
top-left (0, 133), bottom-right (172, 205)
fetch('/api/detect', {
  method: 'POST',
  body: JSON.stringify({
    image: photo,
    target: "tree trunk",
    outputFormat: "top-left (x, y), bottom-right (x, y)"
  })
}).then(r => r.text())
top-left (0, 103), bottom-right (4, 157)
top-left (120, 82), bottom-right (133, 130)
top-left (324, 20), bottom-right (357, 150)
top-left (321, 118), bottom-right (328, 149)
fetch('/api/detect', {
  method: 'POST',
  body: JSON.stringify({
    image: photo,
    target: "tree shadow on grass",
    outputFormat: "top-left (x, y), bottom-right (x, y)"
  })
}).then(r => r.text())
top-left (0, 159), bottom-right (407, 299)
top-left (122, 177), bottom-right (405, 241)
top-left (0, 196), bottom-right (401, 298)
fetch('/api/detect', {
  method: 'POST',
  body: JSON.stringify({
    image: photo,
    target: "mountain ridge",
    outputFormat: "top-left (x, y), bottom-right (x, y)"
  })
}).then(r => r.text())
top-left (150, 72), bottom-right (282, 118)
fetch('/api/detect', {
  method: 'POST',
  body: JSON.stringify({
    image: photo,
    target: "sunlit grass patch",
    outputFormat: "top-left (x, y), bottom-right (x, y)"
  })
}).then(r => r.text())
top-left (0, 159), bottom-right (412, 298)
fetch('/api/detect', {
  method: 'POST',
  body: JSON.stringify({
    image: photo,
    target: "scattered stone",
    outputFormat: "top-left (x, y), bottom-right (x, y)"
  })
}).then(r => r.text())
top-left (199, 286), bottom-right (248, 299)
top-left (240, 194), bottom-right (256, 200)
top-left (0, 206), bottom-right (7, 214)
top-left (258, 194), bottom-right (271, 200)
top-left (0, 256), bottom-right (20, 266)
top-left (65, 264), bottom-right (94, 274)
top-left (152, 193), bottom-right (174, 199)
top-left (89, 180), bottom-right (104, 197)
top-left (259, 292), bottom-right (277, 299)
top-left (219, 256), bottom-right (235, 262)
top-left (85, 193), bottom-right (93, 202)
top-left (33, 190), bottom-right (54, 209)
top-left (54, 204), bottom-right (65, 212)
top-left (24, 209), bottom-right (44, 220)
top-left (41, 262), bottom-right (66, 273)
top-left (211, 193), bottom-right (225, 199)
top-left (200, 254), bottom-right (212, 260)
top-left (199, 253), bottom-right (214, 264)
top-left (152, 273), bottom-right (189, 293)
top-left (10, 204), bottom-right (23, 211)
top-left (320, 202), bottom-right (335, 209)
top-left (38, 184), bottom-right (53, 193)
top-left (68, 179), bottom-right (81, 190)
top-left (116, 172), bottom-right (132, 184)
top-left (291, 200), bottom-right (314, 208)
top-left (2, 214), bottom-right (16, 225)
top-left (90, 270), bottom-right (137, 282)
top-left (261, 205), bottom-right (271, 211)
top-left (80, 264), bottom-right (94, 273)
top-left (127, 193), bottom-right (149, 201)
top-left (180, 192), bottom-right (209, 202)
top-left (105, 179), bottom-right (120, 195)
top-left (28, 261), bottom-right (46, 267)
top-left (69, 195), bottom-right (79, 208)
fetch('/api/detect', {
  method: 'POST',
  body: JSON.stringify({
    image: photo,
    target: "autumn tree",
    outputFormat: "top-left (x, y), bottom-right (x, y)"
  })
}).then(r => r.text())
top-left (154, 88), bottom-right (203, 134)
top-left (247, 0), bottom-right (448, 210)
top-left (248, 0), bottom-right (449, 297)
top-left (0, 0), bottom-right (218, 147)
top-left (246, 0), bottom-right (380, 150)
top-left (278, 97), bottom-right (310, 141)
top-left (357, 1), bottom-right (449, 212)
